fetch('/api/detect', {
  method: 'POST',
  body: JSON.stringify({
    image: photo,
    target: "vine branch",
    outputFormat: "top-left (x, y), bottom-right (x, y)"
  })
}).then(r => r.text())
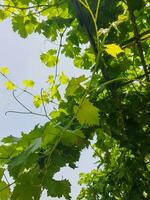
top-left (127, 1), bottom-right (149, 82)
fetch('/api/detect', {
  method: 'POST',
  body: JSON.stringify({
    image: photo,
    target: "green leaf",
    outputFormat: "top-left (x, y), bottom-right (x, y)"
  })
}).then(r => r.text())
top-left (49, 85), bottom-right (61, 100)
top-left (0, 66), bottom-right (9, 74)
top-left (74, 99), bottom-right (99, 126)
top-left (61, 129), bottom-right (85, 147)
top-left (146, 163), bottom-right (150, 171)
top-left (33, 92), bottom-right (49, 108)
top-left (40, 49), bottom-right (57, 67)
top-left (9, 138), bottom-right (41, 168)
top-left (1, 135), bottom-right (20, 144)
top-left (22, 80), bottom-right (35, 88)
top-left (47, 74), bottom-right (55, 84)
top-left (42, 124), bottom-right (61, 146)
top-left (104, 43), bottom-right (124, 58)
top-left (11, 171), bottom-right (41, 200)
top-left (0, 168), bottom-right (4, 180)
top-left (66, 75), bottom-right (86, 96)
top-left (0, 181), bottom-right (11, 200)
top-left (12, 15), bottom-right (27, 38)
top-left (4, 81), bottom-right (15, 90)
top-left (50, 108), bottom-right (68, 119)
top-left (59, 71), bottom-right (69, 84)
top-left (44, 178), bottom-right (71, 199)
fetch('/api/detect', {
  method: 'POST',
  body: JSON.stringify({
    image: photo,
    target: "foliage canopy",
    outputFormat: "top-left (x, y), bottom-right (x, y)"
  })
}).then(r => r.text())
top-left (0, 0), bottom-right (150, 199)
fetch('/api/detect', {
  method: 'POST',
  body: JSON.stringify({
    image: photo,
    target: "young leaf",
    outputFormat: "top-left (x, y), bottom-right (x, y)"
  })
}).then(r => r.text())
top-left (22, 80), bottom-right (35, 88)
top-left (74, 99), bottom-right (99, 126)
top-left (59, 71), bottom-right (69, 84)
top-left (4, 81), bottom-right (15, 90)
top-left (66, 75), bottom-right (86, 96)
top-left (47, 75), bottom-right (55, 84)
top-left (40, 49), bottom-right (57, 68)
top-left (104, 43), bottom-right (124, 58)
top-left (49, 85), bottom-right (61, 100)
top-left (0, 66), bottom-right (9, 75)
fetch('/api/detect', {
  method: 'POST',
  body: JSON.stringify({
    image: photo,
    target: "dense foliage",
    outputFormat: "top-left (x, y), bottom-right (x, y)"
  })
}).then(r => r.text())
top-left (0, 0), bottom-right (150, 199)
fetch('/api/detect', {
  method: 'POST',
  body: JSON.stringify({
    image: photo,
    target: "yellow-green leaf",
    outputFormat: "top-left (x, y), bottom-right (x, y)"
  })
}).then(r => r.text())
top-left (104, 43), bottom-right (124, 58)
top-left (22, 80), bottom-right (35, 88)
top-left (59, 71), bottom-right (69, 84)
top-left (0, 66), bottom-right (9, 75)
top-left (74, 99), bottom-right (99, 126)
top-left (40, 49), bottom-right (57, 68)
top-left (49, 85), bottom-right (61, 100)
top-left (47, 75), bottom-right (55, 84)
top-left (66, 75), bottom-right (86, 96)
top-left (0, 181), bottom-right (11, 200)
top-left (4, 81), bottom-right (15, 90)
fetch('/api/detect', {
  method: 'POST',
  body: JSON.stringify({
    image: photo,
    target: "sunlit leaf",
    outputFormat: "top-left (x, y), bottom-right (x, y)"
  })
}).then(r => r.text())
top-left (4, 81), bottom-right (15, 90)
top-left (0, 66), bottom-right (9, 75)
top-left (47, 75), bottom-right (55, 84)
top-left (22, 80), bottom-right (35, 88)
top-left (40, 49), bottom-right (57, 68)
top-left (74, 99), bottom-right (99, 126)
top-left (66, 75), bottom-right (86, 96)
top-left (59, 71), bottom-right (69, 84)
top-left (104, 43), bottom-right (124, 58)
top-left (0, 181), bottom-right (11, 200)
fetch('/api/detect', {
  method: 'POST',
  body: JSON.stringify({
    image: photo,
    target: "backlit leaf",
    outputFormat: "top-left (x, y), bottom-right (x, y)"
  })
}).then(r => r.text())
top-left (40, 49), bottom-right (57, 68)
top-left (0, 66), bottom-right (9, 75)
top-left (22, 80), bottom-right (35, 88)
top-left (0, 181), bottom-right (11, 200)
top-left (66, 75), bottom-right (86, 96)
top-left (104, 43), bottom-right (124, 58)
top-left (4, 81), bottom-right (15, 90)
top-left (47, 75), bottom-right (55, 84)
top-left (74, 99), bottom-right (99, 126)
top-left (59, 71), bottom-right (69, 84)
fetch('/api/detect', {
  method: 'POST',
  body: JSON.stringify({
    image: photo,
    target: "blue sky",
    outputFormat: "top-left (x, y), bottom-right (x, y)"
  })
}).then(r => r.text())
top-left (0, 20), bottom-right (96, 199)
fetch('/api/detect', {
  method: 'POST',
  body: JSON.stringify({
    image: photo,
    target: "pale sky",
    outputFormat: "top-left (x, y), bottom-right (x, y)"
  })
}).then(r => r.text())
top-left (0, 20), bottom-right (96, 199)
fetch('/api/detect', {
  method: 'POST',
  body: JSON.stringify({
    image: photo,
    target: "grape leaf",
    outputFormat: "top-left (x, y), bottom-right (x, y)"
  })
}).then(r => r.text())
top-left (9, 138), bottom-right (41, 168)
top-left (0, 66), bottom-right (9, 74)
top-left (40, 49), bottom-right (57, 67)
top-left (44, 178), bottom-right (71, 199)
top-left (0, 181), bottom-right (11, 200)
top-left (74, 99), bottom-right (99, 126)
top-left (47, 74), bottom-right (55, 84)
top-left (59, 71), bottom-right (69, 84)
top-left (104, 43), bottom-right (124, 58)
top-left (66, 75), bottom-right (86, 96)
top-left (4, 81), bottom-right (15, 90)
top-left (22, 80), bottom-right (35, 88)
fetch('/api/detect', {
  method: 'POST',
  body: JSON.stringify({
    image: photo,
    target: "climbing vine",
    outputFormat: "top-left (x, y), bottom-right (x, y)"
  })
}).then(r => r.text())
top-left (0, 0), bottom-right (150, 199)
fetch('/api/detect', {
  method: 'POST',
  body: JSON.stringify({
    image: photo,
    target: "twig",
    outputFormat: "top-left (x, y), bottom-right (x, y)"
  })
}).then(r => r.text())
top-left (54, 27), bottom-right (67, 82)
top-left (0, 181), bottom-right (15, 193)
top-left (127, 1), bottom-right (149, 82)
top-left (40, 89), bottom-right (50, 120)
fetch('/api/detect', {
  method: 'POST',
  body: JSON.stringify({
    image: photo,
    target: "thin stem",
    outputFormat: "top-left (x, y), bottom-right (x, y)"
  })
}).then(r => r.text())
top-left (0, 4), bottom-right (50, 10)
top-left (0, 181), bottom-right (15, 193)
top-left (127, 1), bottom-right (149, 82)
top-left (95, 0), bottom-right (101, 23)
top-left (40, 89), bottom-right (50, 120)
top-left (12, 90), bottom-right (31, 112)
top-left (54, 27), bottom-right (67, 82)
top-left (3, 173), bottom-right (10, 185)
